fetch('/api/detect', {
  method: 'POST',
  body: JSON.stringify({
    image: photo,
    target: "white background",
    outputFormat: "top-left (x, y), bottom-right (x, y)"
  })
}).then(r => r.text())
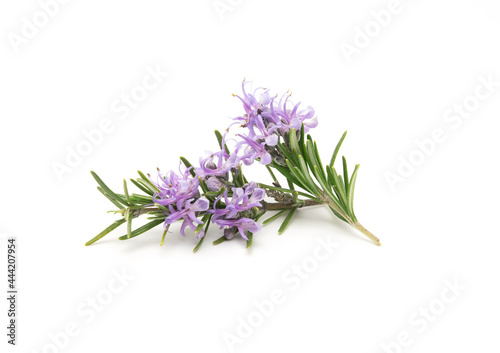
top-left (1, 0), bottom-right (500, 352)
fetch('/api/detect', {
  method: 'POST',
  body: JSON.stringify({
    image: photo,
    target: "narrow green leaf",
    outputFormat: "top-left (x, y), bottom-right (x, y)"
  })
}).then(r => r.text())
top-left (328, 206), bottom-right (349, 223)
top-left (204, 187), bottom-right (226, 198)
top-left (118, 219), bottom-right (164, 240)
top-left (347, 164), bottom-right (360, 220)
top-left (278, 207), bottom-right (297, 234)
top-left (270, 163), bottom-right (303, 189)
top-left (91, 171), bottom-right (130, 207)
top-left (314, 141), bottom-right (324, 171)
top-left (130, 193), bottom-right (154, 203)
top-left (135, 176), bottom-right (158, 195)
top-left (130, 179), bottom-right (154, 196)
top-left (263, 209), bottom-right (288, 224)
top-left (276, 141), bottom-right (296, 163)
top-left (154, 203), bottom-right (170, 213)
top-left (330, 166), bottom-right (349, 210)
top-left (237, 165), bottom-right (245, 186)
top-left (137, 171), bottom-right (160, 192)
top-left (315, 167), bottom-right (347, 215)
top-left (342, 156), bottom-right (349, 193)
top-left (179, 157), bottom-right (197, 177)
top-left (212, 235), bottom-right (227, 245)
top-left (326, 165), bottom-right (335, 187)
top-left (297, 155), bottom-right (321, 194)
top-left (266, 165), bottom-right (278, 183)
top-left (123, 179), bottom-right (133, 206)
top-left (194, 214), bottom-right (211, 234)
top-left (288, 128), bottom-right (301, 156)
top-left (306, 140), bottom-right (327, 184)
top-left (198, 177), bottom-right (210, 195)
top-left (147, 215), bottom-right (168, 220)
top-left (215, 129), bottom-right (224, 149)
top-left (193, 216), bottom-right (212, 253)
top-left (160, 228), bottom-right (168, 246)
top-left (329, 131), bottom-right (347, 167)
top-left (299, 124), bottom-right (306, 156)
top-left (215, 130), bottom-right (230, 155)
top-left (246, 232), bottom-right (253, 249)
top-left (97, 187), bottom-right (125, 209)
top-left (85, 218), bottom-right (126, 246)
top-left (285, 159), bottom-right (314, 194)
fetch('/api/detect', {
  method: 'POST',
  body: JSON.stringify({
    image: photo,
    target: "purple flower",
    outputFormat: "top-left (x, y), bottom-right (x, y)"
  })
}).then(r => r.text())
top-left (197, 150), bottom-right (239, 179)
top-left (151, 167), bottom-right (208, 238)
top-left (209, 182), bottom-right (265, 240)
top-left (263, 94), bottom-right (318, 134)
top-left (165, 197), bottom-right (209, 237)
top-left (233, 81), bottom-right (273, 128)
top-left (235, 134), bottom-right (273, 166)
top-left (152, 167), bottom-right (200, 207)
top-left (214, 218), bottom-right (261, 241)
top-left (230, 81), bottom-right (318, 167)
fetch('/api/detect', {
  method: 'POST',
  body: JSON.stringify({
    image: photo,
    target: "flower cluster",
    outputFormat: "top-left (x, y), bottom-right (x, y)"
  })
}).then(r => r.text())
top-left (198, 81), bottom-right (319, 178)
top-left (152, 167), bottom-right (209, 239)
top-left (232, 81), bottom-right (318, 166)
top-left (209, 182), bottom-right (265, 240)
top-left (151, 165), bottom-right (265, 241)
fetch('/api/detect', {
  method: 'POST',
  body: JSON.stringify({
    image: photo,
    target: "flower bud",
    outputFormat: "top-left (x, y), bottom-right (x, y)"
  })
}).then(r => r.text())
top-left (224, 226), bottom-right (238, 240)
top-left (206, 176), bottom-right (223, 191)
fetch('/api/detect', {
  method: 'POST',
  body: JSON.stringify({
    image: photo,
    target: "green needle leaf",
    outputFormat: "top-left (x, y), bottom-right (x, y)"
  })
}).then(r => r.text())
top-left (276, 141), bottom-right (296, 163)
top-left (299, 124), bottom-right (306, 156)
top-left (193, 216), bottom-right (212, 253)
top-left (86, 218), bottom-right (126, 246)
top-left (328, 206), bottom-right (349, 223)
top-left (330, 166), bottom-right (349, 210)
top-left (130, 179), bottom-right (154, 196)
top-left (288, 128), bottom-right (301, 156)
top-left (123, 179), bottom-right (133, 206)
top-left (278, 207), bottom-right (297, 234)
top-left (91, 171), bottom-right (130, 207)
top-left (160, 228), bottom-right (168, 246)
top-left (97, 187), bottom-right (125, 209)
top-left (270, 163), bottom-right (303, 189)
top-left (213, 235), bottom-right (227, 245)
top-left (342, 156), bottom-right (349, 192)
top-left (246, 232), bottom-right (253, 249)
top-left (330, 131), bottom-right (347, 167)
top-left (263, 209), bottom-right (288, 225)
top-left (347, 164), bottom-right (360, 220)
top-left (137, 171), bottom-right (160, 193)
top-left (118, 219), bottom-right (164, 240)
top-left (215, 130), bottom-right (230, 155)
top-left (266, 165), bottom-right (278, 183)
top-left (180, 157), bottom-right (197, 177)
